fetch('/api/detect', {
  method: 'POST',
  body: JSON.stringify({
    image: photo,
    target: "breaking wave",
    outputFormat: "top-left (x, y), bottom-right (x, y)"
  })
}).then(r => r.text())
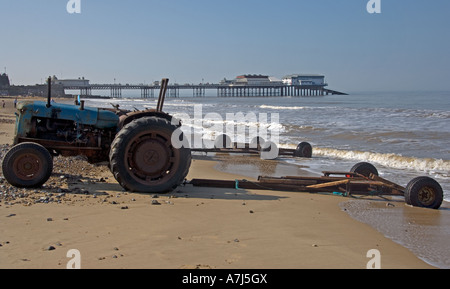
top-left (259, 105), bottom-right (306, 110)
top-left (313, 147), bottom-right (450, 175)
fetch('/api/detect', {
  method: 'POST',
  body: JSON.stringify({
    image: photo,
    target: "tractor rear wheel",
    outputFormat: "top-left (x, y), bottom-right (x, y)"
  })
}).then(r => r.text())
top-left (109, 117), bottom-right (191, 193)
top-left (2, 142), bottom-right (53, 188)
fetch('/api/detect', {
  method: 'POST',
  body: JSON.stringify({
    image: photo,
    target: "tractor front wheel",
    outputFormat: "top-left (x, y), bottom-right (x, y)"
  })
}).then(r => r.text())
top-left (2, 142), bottom-right (53, 188)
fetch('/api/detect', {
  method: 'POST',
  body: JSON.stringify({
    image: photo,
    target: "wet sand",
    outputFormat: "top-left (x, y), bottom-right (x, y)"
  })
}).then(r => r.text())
top-left (341, 199), bottom-right (450, 268)
top-left (0, 96), bottom-right (441, 269)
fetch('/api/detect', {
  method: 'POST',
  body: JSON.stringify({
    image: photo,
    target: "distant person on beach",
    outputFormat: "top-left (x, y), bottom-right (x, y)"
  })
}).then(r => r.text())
top-left (2, 100), bottom-right (5, 108)
top-left (14, 98), bottom-right (17, 108)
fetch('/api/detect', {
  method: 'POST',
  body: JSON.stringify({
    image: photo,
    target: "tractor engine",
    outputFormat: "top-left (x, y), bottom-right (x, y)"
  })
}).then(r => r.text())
top-left (31, 116), bottom-right (116, 163)
top-left (14, 101), bottom-right (120, 163)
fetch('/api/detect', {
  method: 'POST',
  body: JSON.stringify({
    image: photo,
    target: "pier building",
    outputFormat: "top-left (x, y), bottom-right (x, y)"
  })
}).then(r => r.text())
top-left (282, 74), bottom-right (326, 86)
top-left (52, 76), bottom-right (90, 87)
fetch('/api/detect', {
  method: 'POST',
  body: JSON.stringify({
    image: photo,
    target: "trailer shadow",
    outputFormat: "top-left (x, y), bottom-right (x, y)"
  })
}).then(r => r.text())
top-left (171, 184), bottom-right (287, 201)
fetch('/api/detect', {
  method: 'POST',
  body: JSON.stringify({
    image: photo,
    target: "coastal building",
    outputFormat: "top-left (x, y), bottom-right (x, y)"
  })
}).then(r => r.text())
top-left (0, 73), bottom-right (10, 95)
top-left (222, 74), bottom-right (324, 87)
top-left (282, 74), bottom-right (327, 86)
top-left (51, 76), bottom-right (90, 87)
top-left (0, 73), bottom-right (10, 88)
top-left (226, 74), bottom-right (282, 86)
top-left (235, 74), bottom-right (270, 86)
top-left (268, 76), bottom-right (282, 85)
top-left (219, 78), bottom-right (234, 85)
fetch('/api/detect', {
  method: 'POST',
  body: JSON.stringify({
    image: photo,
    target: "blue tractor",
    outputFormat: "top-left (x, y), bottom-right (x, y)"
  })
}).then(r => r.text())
top-left (2, 78), bottom-right (191, 193)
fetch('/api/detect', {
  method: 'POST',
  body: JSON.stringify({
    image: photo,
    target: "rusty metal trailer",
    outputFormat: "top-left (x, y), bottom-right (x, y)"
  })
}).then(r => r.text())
top-left (191, 137), bottom-right (313, 159)
top-left (187, 162), bottom-right (444, 210)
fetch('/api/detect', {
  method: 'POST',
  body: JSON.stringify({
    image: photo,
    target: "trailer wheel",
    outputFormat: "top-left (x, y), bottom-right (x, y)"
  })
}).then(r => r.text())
top-left (294, 142), bottom-right (312, 158)
top-left (350, 162), bottom-right (378, 177)
top-left (405, 177), bottom-right (443, 209)
top-left (250, 136), bottom-right (265, 150)
top-left (404, 179), bottom-right (414, 205)
top-left (110, 116), bottom-right (191, 193)
top-left (214, 134), bottom-right (232, 149)
top-left (260, 141), bottom-right (279, 160)
top-left (2, 142), bottom-right (53, 188)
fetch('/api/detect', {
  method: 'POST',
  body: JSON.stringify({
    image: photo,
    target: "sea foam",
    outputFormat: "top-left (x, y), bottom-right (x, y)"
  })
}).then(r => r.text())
top-left (313, 147), bottom-right (450, 175)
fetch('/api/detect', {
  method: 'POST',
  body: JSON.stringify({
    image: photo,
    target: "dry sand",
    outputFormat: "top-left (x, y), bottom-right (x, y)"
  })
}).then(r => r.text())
top-left (0, 96), bottom-right (437, 269)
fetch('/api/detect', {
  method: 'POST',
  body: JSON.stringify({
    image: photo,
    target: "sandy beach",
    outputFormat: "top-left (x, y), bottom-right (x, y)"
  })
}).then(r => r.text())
top-left (0, 96), bottom-right (440, 269)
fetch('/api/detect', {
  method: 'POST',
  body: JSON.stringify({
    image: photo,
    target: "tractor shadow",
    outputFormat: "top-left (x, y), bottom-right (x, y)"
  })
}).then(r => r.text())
top-left (52, 172), bottom-right (284, 202)
top-left (51, 172), bottom-right (123, 196)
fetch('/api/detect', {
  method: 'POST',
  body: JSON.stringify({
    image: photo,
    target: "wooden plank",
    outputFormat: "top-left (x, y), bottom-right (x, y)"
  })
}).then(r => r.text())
top-left (256, 177), bottom-right (318, 186)
top-left (322, 171), bottom-right (358, 177)
top-left (306, 179), bottom-right (350, 189)
top-left (369, 174), bottom-right (406, 191)
top-left (266, 175), bottom-right (352, 182)
top-left (348, 180), bottom-right (386, 186)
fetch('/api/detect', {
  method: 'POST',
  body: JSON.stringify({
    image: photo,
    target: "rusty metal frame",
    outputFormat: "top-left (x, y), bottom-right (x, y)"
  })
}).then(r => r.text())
top-left (188, 171), bottom-right (406, 197)
top-left (191, 144), bottom-right (299, 157)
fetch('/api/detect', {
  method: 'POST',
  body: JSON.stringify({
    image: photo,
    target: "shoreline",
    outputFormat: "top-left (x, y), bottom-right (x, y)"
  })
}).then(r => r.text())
top-left (0, 97), bottom-right (443, 269)
top-left (340, 199), bottom-right (450, 269)
top-left (213, 153), bottom-right (450, 269)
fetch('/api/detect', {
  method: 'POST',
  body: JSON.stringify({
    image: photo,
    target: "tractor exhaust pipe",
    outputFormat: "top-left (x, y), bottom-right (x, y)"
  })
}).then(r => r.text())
top-left (156, 78), bottom-right (169, 112)
top-left (46, 76), bottom-right (52, 108)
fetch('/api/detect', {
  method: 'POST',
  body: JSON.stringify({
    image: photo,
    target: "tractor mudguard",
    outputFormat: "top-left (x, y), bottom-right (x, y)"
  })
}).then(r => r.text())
top-left (118, 109), bottom-right (179, 130)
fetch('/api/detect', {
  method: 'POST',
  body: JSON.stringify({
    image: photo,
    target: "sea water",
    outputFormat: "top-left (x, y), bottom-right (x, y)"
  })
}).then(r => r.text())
top-left (83, 91), bottom-right (450, 268)
top-left (84, 91), bottom-right (450, 203)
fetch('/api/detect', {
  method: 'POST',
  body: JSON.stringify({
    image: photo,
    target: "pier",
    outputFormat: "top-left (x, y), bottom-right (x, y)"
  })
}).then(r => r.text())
top-left (63, 83), bottom-right (347, 98)
top-left (3, 73), bottom-right (348, 98)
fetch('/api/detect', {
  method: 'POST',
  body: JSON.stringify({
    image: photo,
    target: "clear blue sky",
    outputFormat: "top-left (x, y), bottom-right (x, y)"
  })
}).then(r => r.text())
top-left (1, 0), bottom-right (449, 92)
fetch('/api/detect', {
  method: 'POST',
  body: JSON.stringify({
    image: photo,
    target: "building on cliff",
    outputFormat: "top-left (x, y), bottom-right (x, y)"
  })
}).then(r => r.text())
top-left (0, 73), bottom-right (10, 88)
top-left (0, 73), bottom-right (10, 95)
